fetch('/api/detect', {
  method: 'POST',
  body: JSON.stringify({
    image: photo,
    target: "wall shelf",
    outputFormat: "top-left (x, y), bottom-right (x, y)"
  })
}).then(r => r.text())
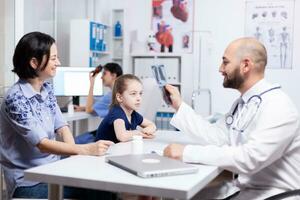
top-left (112, 57), bottom-right (123, 60)
top-left (111, 9), bottom-right (124, 66)
top-left (69, 19), bottom-right (110, 67)
top-left (93, 51), bottom-right (111, 55)
top-left (113, 37), bottom-right (123, 40)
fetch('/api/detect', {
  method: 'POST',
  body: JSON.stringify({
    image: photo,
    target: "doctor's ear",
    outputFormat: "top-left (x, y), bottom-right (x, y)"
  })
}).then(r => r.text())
top-left (241, 58), bottom-right (252, 73)
top-left (29, 58), bottom-right (39, 70)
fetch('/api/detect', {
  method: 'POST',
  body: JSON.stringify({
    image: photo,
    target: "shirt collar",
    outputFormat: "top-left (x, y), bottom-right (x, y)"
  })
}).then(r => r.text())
top-left (18, 79), bottom-right (48, 100)
top-left (241, 79), bottom-right (272, 103)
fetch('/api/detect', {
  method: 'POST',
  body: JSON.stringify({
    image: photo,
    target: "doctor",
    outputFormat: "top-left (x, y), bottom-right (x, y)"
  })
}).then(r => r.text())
top-left (163, 37), bottom-right (300, 199)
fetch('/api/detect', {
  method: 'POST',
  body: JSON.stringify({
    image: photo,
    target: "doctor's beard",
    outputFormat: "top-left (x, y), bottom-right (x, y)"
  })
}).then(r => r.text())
top-left (223, 67), bottom-right (244, 89)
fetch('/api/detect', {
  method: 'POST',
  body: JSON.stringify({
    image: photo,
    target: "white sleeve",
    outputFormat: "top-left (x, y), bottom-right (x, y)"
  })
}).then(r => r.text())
top-left (170, 102), bottom-right (229, 146)
top-left (182, 100), bottom-right (299, 175)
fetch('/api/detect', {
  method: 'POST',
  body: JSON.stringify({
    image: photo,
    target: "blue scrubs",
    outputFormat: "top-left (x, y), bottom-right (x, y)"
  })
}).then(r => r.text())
top-left (93, 91), bottom-right (112, 117)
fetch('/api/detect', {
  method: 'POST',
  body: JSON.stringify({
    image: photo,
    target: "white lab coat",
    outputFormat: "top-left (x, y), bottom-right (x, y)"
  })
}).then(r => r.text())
top-left (171, 79), bottom-right (300, 200)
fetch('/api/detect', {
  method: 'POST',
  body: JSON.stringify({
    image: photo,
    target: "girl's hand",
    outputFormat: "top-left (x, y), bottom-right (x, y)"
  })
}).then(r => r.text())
top-left (139, 119), bottom-right (156, 139)
top-left (131, 130), bottom-right (153, 139)
top-left (140, 131), bottom-right (155, 139)
top-left (132, 129), bottom-right (153, 139)
top-left (141, 126), bottom-right (156, 136)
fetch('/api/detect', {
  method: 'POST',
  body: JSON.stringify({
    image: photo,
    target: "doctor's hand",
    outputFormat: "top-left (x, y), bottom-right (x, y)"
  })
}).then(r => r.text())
top-left (79, 140), bottom-right (114, 156)
top-left (163, 143), bottom-right (185, 160)
top-left (165, 84), bottom-right (182, 111)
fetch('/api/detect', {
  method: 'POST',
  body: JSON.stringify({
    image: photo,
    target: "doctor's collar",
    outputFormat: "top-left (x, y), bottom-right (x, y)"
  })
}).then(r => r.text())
top-left (240, 79), bottom-right (272, 103)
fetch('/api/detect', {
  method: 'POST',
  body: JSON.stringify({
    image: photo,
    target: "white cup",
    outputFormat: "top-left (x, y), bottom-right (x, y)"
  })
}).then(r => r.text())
top-left (131, 135), bottom-right (143, 154)
top-left (68, 104), bottom-right (74, 114)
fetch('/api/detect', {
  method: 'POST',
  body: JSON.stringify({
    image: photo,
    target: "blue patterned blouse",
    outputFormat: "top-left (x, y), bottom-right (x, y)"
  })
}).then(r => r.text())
top-left (0, 79), bottom-right (68, 198)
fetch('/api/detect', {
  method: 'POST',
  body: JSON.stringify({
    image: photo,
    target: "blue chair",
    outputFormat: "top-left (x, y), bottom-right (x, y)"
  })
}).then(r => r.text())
top-left (75, 130), bottom-right (97, 144)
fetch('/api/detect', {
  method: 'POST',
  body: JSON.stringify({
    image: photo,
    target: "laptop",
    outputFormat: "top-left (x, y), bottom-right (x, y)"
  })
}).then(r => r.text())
top-left (106, 153), bottom-right (198, 178)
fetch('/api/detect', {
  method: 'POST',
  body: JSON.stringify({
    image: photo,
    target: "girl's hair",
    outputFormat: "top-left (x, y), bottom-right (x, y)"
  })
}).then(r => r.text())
top-left (110, 74), bottom-right (142, 108)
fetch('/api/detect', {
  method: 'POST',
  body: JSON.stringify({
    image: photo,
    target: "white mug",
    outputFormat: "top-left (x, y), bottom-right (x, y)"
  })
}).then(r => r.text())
top-left (131, 135), bottom-right (143, 154)
top-left (68, 104), bottom-right (74, 114)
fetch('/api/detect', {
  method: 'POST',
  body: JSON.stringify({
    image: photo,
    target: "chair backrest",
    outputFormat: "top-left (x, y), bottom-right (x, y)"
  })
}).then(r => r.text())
top-left (138, 78), bottom-right (162, 122)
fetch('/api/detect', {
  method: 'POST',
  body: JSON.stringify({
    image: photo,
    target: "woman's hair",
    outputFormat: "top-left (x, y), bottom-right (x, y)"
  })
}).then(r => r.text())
top-left (110, 74), bottom-right (142, 108)
top-left (12, 31), bottom-right (55, 79)
top-left (103, 62), bottom-right (123, 77)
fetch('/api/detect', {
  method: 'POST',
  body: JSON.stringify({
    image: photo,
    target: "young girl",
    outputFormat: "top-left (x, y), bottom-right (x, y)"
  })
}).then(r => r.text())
top-left (95, 74), bottom-right (156, 143)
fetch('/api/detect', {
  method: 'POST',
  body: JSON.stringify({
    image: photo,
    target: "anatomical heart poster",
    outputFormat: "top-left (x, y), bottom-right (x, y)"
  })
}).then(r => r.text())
top-left (245, 0), bottom-right (295, 69)
top-left (152, 0), bottom-right (194, 53)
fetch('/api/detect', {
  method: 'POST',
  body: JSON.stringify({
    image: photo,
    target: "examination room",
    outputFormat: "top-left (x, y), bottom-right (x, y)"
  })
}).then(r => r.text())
top-left (1, 0), bottom-right (300, 199)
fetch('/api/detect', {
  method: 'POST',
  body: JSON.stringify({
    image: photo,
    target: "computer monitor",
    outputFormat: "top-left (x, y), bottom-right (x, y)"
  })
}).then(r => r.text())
top-left (52, 67), bottom-right (103, 96)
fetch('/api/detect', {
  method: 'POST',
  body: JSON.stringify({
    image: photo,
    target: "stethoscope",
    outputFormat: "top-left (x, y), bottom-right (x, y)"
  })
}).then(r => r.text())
top-left (225, 86), bottom-right (281, 134)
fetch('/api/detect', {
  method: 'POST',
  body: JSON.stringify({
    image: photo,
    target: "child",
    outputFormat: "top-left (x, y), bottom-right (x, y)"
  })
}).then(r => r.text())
top-left (95, 74), bottom-right (156, 143)
top-left (96, 74), bottom-right (158, 200)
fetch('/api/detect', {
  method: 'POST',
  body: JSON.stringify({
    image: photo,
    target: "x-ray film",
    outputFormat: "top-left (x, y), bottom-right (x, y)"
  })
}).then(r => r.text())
top-left (151, 65), bottom-right (172, 105)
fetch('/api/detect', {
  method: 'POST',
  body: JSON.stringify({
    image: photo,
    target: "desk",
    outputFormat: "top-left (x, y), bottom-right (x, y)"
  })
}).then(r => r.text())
top-left (24, 131), bottom-right (221, 200)
top-left (62, 111), bottom-right (95, 121)
top-left (62, 112), bottom-right (101, 136)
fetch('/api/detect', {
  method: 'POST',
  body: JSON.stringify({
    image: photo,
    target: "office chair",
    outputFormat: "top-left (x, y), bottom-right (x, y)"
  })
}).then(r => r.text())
top-left (265, 190), bottom-right (300, 200)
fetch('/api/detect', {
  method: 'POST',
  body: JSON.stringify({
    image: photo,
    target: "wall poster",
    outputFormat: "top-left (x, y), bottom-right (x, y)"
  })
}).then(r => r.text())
top-left (151, 0), bottom-right (194, 53)
top-left (245, 0), bottom-right (295, 69)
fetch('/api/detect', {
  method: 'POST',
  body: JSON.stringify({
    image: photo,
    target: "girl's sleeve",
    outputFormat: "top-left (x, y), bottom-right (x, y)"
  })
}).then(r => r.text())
top-left (135, 111), bottom-right (144, 125)
top-left (107, 107), bottom-right (125, 124)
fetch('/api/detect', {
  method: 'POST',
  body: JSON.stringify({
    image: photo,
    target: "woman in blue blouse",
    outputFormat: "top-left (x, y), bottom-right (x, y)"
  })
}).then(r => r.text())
top-left (0, 32), bottom-right (115, 199)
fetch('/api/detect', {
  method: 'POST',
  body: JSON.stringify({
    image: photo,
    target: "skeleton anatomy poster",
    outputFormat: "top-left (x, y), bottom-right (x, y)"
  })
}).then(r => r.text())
top-left (245, 0), bottom-right (295, 69)
top-left (152, 0), bottom-right (194, 53)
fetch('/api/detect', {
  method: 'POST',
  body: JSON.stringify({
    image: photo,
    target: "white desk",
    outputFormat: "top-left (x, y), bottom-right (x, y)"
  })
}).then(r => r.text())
top-left (62, 111), bottom-right (97, 121)
top-left (24, 131), bottom-right (221, 200)
top-left (62, 112), bottom-right (101, 136)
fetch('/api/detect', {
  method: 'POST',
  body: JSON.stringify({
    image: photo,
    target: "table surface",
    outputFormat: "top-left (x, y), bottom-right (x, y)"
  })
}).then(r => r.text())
top-left (25, 131), bottom-right (221, 199)
top-left (62, 111), bottom-right (95, 121)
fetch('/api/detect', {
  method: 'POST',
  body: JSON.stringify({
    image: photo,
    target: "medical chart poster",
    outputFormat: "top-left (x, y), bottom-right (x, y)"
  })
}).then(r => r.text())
top-left (152, 0), bottom-right (194, 53)
top-left (245, 0), bottom-right (295, 69)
